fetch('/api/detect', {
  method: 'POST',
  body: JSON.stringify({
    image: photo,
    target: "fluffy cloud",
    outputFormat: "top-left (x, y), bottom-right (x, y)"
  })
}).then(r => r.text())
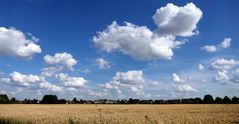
top-left (171, 73), bottom-right (197, 92)
top-left (202, 38), bottom-right (231, 52)
top-left (2, 71), bottom-right (43, 86)
top-left (0, 27), bottom-right (41, 58)
top-left (0, 69), bottom-right (88, 94)
top-left (95, 58), bottom-right (111, 69)
top-left (10, 71), bottom-right (41, 84)
top-left (93, 3), bottom-right (202, 60)
top-left (174, 84), bottom-right (197, 92)
top-left (40, 82), bottom-right (63, 92)
top-left (198, 64), bottom-right (204, 71)
top-left (113, 70), bottom-right (144, 85)
top-left (41, 66), bottom-right (63, 77)
top-left (153, 3), bottom-right (202, 37)
top-left (100, 70), bottom-right (145, 96)
top-left (93, 22), bottom-right (185, 60)
top-left (211, 58), bottom-right (239, 70)
top-left (220, 38), bottom-right (231, 48)
top-left (214, 70), bottom-right (230, 82)
top-left (172, 73), bottom-right (185, 83)
top-left (44, 52), bottom-right (77, 70)
top-left (56, 73), bottom-right (88, 87)
top-left (202, 45), bottom-right (217, 52)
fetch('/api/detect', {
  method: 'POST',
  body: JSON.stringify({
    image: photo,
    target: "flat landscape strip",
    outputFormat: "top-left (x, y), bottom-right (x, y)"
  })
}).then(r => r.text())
top-left (0, 104), bottom-right (238, 124)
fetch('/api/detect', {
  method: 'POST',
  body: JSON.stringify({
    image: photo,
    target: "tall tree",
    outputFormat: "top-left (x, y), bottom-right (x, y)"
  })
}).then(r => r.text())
top-left (203, 94), bottom-right (214, 104)
top-left (41, 95), bottom-right (58, 104)
top-left (0, 94), bottom-right (9, 104)
top-left (72, 97), bottom-right (78, 104)
top-left (223, 96), bottom-right (231, 104)
top-left (214, 97), bottom-right (223, 104)
top-left (232, 96), bottom-right (239, 104)
top-left (10, 97), bottom-right (17, 103)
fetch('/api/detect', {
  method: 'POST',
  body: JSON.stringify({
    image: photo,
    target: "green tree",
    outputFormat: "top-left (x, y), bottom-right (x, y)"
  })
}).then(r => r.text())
top-left (10, 97), bottom-right (17, 103)
top-left (40, 95), bottom-right (58, 104)
top-left (232, 96), bottom-right (239, 104)
top-left (58, 99), bottom-right (66, 104)
top-left (203, 94), bottom-right (214, 104)
top-left (0, 94), bottom-right (9, 104)
top-left (193, 97), bottom-right (202, 104)
top-left (79, 99), bottom-right (84, 104)
top-left (223, 96), bottom-right (231, 104)
top-left (72, 97), bottom-right (78, 104)
top-left (214, 97), bottom-right (223, 104)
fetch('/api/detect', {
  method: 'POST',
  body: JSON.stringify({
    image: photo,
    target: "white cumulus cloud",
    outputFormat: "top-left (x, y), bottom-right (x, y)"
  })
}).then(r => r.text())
top-left (10, 71), bottom-right (41, 84)
top-left (100, 70), bottom-right (145, 96)
top-left (171, 73), bottom-right (197, 92)
top-left (2, 71), bottom-right (43, 87)
top-left (56, 73), bottom-right (88, 87)
top-left (93, 21), bottom-right (184, 60)
top-left (44, 52), bottom-right (77, 71)
top-left (40, 82), bottom-right (63, 92)
top-left (202, 38), bottom-right (231, 52)
top-left (172, 73), bottom-right (185, 83)
top-left (93, 3), bottom-right (202, 60)
top-left (0, 27), bottom-right (41, 59)
top-left (174, 84), bottom-right (197, 92)
top-left (153, 3), bottom-right (202, 37)
top-left (202, 45), bottom-right (217, 52)
top-left (211, 58), bottom-right (239, 70)
top-left (113, 70), bottom-right (144, 85)
top-left (220, 38), bottom-right (231, 48)
top-left (214, 70), bottom-right (230, 82)
top-left (198, 64), bottom-right (204, 71)
top-left (95, 58), bottom-right (111, 69)
top-left (41, 66), bottom-right (63, 77)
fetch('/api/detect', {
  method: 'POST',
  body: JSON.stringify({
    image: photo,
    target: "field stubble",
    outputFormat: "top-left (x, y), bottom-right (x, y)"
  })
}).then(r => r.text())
top-left (0, 104), bottom-right (238, 124)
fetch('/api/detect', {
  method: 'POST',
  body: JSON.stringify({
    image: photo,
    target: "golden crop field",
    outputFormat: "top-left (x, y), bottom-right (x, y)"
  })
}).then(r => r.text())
top-left (0, 104), bottom-right (239, 124)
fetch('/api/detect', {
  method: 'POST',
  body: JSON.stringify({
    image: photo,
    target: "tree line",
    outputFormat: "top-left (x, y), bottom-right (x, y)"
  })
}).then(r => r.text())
top-left (0, 94), bottom-right (239, 104)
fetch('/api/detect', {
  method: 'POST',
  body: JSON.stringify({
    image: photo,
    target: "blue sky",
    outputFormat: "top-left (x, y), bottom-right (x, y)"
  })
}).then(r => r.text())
top-left (0, 0), bottom-right (238, 100)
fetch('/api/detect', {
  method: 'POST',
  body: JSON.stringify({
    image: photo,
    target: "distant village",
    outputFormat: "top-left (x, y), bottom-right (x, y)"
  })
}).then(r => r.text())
top-left (0, 94), bottom-right (239, 104)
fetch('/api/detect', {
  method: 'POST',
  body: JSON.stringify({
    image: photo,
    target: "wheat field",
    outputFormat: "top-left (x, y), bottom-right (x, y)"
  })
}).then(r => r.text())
top-left (0, 104), bottom-right (238, 124)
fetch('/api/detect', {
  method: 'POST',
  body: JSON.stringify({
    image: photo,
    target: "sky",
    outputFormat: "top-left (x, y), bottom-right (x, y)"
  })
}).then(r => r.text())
top-left (0, 0), bottom-right (238, 100)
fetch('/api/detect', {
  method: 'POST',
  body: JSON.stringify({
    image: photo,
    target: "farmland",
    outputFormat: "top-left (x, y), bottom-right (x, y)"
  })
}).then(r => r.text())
top-left (0, 104), bottom-right (238, 124)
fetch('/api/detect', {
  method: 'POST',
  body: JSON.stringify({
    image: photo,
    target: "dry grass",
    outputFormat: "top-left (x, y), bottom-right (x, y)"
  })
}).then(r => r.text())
top-left (0, 104), bottom-right (238, 124)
